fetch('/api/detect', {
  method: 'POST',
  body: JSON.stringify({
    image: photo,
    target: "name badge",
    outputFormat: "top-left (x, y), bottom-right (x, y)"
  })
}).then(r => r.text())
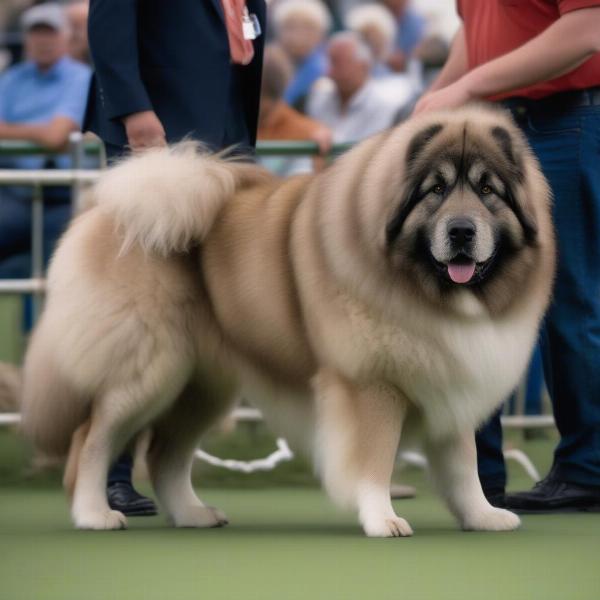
top-left (242, 8), bottom-right (261, 40)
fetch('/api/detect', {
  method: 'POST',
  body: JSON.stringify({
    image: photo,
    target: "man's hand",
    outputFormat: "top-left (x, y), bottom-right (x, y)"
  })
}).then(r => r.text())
top-left (123, 110), bottom-right (166, 151)
top-left (413, 77), bottom-right (474, 116)
top-left (415, 7), bottom-right (600, 117)
top-left (311, 126), bottom-right (333, 156)
top-left (310, 126), bottom-right (333, 172)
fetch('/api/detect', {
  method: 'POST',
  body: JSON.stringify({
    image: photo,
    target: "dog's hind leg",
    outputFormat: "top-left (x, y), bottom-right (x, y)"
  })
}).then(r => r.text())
top-left (425, 430), bottom-right (521, 531)
top-left (63, 418), bottom-right (91, 499)
top-left (313, 370), bottom-right (412, 538)
top-left (70, 394), bottom-right (138, 530)
top-left (71, 363), bottom-right (191, 530)
top-left (147, 374), bottom-right (235, 528)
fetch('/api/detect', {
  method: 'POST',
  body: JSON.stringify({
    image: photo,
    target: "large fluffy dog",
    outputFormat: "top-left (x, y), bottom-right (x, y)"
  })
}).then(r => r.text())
top-left (19, 105), bottom-right (555, 535)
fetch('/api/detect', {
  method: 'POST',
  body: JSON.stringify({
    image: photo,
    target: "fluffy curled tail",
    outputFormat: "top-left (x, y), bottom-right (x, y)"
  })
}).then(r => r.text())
top-left (95, 142), bottom-right (266, 256)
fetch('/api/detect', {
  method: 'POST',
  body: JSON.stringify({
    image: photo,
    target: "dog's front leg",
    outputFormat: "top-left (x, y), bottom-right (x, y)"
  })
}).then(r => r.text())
top-left (313, 370), bottom-right (412, 537)
top-left (425, 429), bottom-right (520, 531)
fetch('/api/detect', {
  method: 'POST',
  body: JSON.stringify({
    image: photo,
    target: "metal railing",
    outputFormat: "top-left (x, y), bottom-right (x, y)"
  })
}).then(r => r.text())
top-left (0, 137), bottom-right (102, 158)
top-left (0, 138), bottom-right (351, 158)
top-left (0, 137), bottom-right (351, 311)
top-left (0, 169), bottom-right (99, 316)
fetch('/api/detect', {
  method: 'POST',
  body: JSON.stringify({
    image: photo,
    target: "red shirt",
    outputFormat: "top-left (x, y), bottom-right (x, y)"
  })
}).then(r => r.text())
top-left (457, 0), bottom-right (600, 99)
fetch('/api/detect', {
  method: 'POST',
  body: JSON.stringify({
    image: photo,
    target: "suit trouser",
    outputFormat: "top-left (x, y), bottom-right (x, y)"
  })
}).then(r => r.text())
top-left (477, 99), bottom-right (600, 491)
top-left (101, 142), bottom-right (134, 485)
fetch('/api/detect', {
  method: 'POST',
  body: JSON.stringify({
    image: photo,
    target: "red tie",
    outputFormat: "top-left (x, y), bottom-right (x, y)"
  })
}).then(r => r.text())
top-left (220, 0), bottom-right (255, 65)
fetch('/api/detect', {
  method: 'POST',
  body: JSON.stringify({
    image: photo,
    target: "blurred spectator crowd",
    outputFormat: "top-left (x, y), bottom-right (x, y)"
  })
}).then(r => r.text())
top-left (0, 0), bottom-right (459, 279)
top-left (0, 0), bottom-right (458, 277)
top-left (0, 0), bottom-right (460, 160)
top-left (260, 0), bottom-right (459, 170)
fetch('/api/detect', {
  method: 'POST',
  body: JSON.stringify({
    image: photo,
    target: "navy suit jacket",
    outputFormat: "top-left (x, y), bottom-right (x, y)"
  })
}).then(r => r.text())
top-left (84, 0), bottom-right (266, 151)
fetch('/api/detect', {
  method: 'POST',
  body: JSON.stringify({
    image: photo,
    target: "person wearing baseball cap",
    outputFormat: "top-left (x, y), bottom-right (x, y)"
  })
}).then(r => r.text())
top-left (0, 3), bottom-right (91, 277)
top-left (21, 2), bottom-right (69, 35)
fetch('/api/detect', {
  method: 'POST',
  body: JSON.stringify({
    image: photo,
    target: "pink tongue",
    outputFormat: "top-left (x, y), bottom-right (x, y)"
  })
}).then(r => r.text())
top-left (447, 262), bottom-right (476, 284)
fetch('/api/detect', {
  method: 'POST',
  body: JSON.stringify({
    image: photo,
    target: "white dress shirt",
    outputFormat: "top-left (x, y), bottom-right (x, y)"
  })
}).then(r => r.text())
top-left (307, 77), bottom-right (405, 143)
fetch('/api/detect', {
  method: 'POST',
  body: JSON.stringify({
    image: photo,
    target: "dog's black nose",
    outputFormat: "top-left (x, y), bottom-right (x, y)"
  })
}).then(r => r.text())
top-left (448, 218), bottom-right (476, 246)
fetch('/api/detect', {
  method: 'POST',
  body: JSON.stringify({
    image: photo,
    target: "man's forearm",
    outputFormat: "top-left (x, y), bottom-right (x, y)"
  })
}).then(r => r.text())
top-left (428, 27), bottom-right (468, 93)
top-left (0, 118), bottom-right (77, 150)
top-left (0, 123), bottom-right (50, 145)
top-left (464, 7), bottom-right (600, 99)
top-left (88, 0), bottom-right (152, 121)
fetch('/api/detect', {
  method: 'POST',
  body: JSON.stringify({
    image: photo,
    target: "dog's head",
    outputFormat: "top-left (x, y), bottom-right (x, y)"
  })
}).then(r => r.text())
top-left (375, 106), bottom-right (553, 314)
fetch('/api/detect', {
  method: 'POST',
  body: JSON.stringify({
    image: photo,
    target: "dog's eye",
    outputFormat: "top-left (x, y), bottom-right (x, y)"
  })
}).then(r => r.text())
top-left (480, 185), bottom-right (492, 195)
top-left (432, 183), bottom-right (445, 195)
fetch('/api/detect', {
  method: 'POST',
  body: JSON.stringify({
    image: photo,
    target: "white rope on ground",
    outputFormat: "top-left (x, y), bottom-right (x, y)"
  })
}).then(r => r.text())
top-left (398, 450), bottom-right (428, 469)
top-left (400, 449), bottom-right (541, 483)
top-left (0, 411), bottom-right (545, 480)
top-left (504, 448), bottom-right (542, 482)
top-left (194, 438), bottom-right (294, 473)
top-left (0, 411), bottom-right (295, 472)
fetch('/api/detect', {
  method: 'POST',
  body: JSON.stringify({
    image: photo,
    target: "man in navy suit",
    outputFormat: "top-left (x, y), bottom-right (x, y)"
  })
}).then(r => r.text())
top-left (84, 0), bottom-right (266, 515)
top-left (85, 0), bottom-right (265, 156)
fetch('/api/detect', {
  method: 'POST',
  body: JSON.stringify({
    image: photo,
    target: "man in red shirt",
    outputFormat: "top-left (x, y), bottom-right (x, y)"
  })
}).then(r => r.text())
top-left (415, 1), bottom-right (600, 512)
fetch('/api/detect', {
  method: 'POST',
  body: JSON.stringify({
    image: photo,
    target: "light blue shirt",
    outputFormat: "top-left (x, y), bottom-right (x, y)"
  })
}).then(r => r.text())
top-left (395, 8), bottom-right (426, 56)
top-left (283, 45), bottom-right (328, 107)
top-left (0, 56), bottom-right (91, 170)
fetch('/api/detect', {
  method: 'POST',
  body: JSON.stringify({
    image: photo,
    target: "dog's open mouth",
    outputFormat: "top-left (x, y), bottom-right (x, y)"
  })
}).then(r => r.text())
top-left (433, 253), bottom-right (496, 285)
top-left (447, 255), bottom-right (477, 284)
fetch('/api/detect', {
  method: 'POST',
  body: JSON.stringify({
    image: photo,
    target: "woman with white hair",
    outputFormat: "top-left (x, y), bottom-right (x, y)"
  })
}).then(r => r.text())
top-left (273, 0), bottom-right (332, 110)
top-left (345, 3), bottom-right (397, 77)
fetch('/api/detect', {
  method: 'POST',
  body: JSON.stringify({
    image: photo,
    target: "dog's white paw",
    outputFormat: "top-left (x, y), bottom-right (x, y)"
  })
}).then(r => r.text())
top-left (74, 509), bottom-right (127, 530)
top-left (362, 515), bottom-right (414, 538)
top-left (209, 506), bottom-right (229, 525)
top-left (462, 507), bottom-right (521, 532)
top-left (172, 505), bottom-right (228, 528)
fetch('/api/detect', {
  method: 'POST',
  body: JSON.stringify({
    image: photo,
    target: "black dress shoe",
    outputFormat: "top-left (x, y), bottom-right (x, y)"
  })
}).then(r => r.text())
top-left (506, 471), bottom-right (600, 513)
top-left (483, 487), bottom-right (506, 508)
top-left (107, 482), bottom-right (158, 516)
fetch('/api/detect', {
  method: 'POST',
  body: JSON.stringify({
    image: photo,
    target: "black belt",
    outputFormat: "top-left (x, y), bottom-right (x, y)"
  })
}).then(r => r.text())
top-left (502, 86), bottom-right (600, 116)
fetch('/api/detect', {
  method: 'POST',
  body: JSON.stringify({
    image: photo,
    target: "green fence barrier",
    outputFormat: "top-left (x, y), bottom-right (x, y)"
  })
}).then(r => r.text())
top-left (0, 140), bottom-right (102, 157)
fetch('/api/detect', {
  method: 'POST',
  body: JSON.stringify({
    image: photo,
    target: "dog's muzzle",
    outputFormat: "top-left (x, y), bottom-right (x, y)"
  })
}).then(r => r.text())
top-left (447, 218), bottom-right (476, 251)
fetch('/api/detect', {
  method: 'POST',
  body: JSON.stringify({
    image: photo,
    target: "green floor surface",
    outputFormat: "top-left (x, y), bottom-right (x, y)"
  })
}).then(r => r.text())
top-left (1, 428), bottom-right (598, 600)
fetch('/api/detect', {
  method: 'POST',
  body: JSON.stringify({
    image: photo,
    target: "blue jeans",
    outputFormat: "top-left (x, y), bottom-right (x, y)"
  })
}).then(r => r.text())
top-left (477, 99), bottom-right (600, 490)
top-left (0, 185), bottom-right (71, 329)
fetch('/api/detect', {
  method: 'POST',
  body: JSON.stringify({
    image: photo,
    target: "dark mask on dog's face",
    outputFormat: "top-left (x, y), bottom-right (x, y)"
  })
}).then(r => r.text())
top-left (384, 118), bottom-right (541, 312)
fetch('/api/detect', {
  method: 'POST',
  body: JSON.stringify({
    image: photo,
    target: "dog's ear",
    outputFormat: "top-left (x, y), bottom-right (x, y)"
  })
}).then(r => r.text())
top-left (386, 123), bottom-right (444, 245)
top-left (406, 123), bottom-right (444, 171)
top-left (491, 126), bottom-right (538, 243)
top-left (385, 184), bottom-right (421, 246)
